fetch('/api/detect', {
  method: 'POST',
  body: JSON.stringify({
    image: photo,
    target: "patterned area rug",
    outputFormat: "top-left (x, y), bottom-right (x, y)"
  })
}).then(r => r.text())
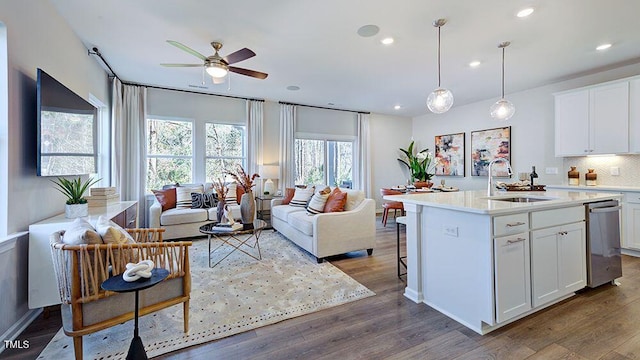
top-left (38, 231), bottom-right (375, 359)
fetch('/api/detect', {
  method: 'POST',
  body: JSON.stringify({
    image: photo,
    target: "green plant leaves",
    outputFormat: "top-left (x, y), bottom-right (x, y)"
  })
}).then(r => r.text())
top-left (51, 176), bottom-right (101, 205)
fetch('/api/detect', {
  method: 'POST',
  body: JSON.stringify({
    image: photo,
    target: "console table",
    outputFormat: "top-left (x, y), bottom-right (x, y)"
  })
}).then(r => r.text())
top-left (28, 201), bottom-right (137, 309)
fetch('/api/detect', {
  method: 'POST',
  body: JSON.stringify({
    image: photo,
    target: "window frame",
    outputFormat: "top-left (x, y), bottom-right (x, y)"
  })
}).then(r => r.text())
top-left (145, 116), bottom-right (195, 191)
top-left (294, 132), bottom-right (356, 187)
top-left (204, 122), bottom-right (248, 181)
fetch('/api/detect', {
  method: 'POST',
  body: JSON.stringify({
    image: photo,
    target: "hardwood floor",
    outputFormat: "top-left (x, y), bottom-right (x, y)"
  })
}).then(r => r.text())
top-left (5, 216), bottom-right (640, 359)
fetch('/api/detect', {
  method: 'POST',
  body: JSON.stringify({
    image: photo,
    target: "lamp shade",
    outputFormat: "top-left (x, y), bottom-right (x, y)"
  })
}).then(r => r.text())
top-left (206, 64), bottom-right (228, 78)
top-left (260, 165), bottom-right (280, 180)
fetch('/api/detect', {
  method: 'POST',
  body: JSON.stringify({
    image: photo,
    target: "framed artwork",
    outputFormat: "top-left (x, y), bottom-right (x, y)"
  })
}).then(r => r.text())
top-left (470, 126), bottom-right (511, 176)
top-left (434, 133), bottom-right (465, 176)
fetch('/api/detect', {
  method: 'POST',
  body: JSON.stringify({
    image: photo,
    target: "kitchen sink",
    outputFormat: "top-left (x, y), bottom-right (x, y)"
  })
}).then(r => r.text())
top-left (487, 196), bottom-right (556, 203)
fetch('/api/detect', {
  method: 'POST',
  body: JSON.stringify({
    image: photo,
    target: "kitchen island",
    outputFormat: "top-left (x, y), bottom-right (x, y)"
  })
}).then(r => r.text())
top-left (384, 190), bottom-right (622, 334)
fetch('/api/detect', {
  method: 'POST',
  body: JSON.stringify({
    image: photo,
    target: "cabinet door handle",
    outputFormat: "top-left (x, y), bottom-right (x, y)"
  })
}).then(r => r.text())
top-left (506, 222), bottom-right (526, 227)
top-left (506, 238), bottom-right (527, 244)
top-left (558, 231), bottom-right (568, 235)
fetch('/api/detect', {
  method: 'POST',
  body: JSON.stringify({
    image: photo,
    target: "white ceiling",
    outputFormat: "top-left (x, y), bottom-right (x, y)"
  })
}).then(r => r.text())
top-left (50, 0), bottom-right (640, 117)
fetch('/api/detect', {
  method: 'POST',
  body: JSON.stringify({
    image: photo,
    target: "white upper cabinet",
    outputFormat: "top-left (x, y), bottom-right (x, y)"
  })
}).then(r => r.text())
top-left (630, 79), bottom-right (640, 153)
top-left (555, 80), bottom-right (630, 157)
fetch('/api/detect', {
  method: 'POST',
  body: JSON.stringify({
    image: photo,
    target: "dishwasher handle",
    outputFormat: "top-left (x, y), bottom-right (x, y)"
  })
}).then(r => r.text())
top-left (589, 205), bottom-right (622, 213)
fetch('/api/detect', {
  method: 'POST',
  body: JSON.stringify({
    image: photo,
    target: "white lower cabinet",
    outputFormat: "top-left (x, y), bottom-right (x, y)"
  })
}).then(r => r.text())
top-left (494, 232), bottom-right (531, 323)
top-left (624, 193), bottom-right (640, 250)
top-left (531, 221), bottom-right (586, 307)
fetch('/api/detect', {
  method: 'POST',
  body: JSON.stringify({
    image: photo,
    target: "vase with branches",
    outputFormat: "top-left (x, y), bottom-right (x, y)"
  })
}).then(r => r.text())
top-left (212, 178), bottom-right (229, 223)
top-left (225, 164), bottom-right (260, 224)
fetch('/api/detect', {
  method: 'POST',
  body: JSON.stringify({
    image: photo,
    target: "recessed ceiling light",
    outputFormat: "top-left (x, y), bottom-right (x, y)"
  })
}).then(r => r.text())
top-left (381, 37), bottom-right (394, 45)
top-left (469, 61), bottom-right (481, 68)
top-left (286, 85), bottom-right (300, 91)
top-left (596, 43), bottom-right (612, 51)
top-left (357, 25), bottom-right (380, 38)
top-left (394, 105), bottom-right (401, 110)
top-left (516, 7), bottom-right (534, 18)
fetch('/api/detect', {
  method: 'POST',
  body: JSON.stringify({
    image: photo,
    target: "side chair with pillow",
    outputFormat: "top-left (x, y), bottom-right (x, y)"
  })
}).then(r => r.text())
top-left (50, 219), bottom-right (192, 360)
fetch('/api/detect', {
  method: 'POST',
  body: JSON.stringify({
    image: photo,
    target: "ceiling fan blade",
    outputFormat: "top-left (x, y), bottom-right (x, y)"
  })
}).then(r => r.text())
top-left (229, 66), bottom-right (268, 79)
top-left (166, 40), bottom-right (207, 61)
top-left (223, 48), bottom-right (256, 65)
top-left (161, 63), bottom-right (203, 67)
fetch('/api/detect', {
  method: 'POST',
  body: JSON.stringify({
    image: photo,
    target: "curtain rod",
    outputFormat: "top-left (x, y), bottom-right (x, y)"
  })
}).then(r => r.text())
top-left (279, 101), bottom-right (370, 115)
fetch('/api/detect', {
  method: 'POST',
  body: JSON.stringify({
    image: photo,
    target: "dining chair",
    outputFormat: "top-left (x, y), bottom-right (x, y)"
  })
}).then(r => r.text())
top-left (380, 188), bottom-right (404, 227)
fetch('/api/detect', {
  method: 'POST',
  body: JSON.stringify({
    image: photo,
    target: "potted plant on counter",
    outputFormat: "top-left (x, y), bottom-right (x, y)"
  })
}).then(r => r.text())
top-left (398, 140), bottom-right (435, 188)
top-left (51, 176), bottom-right (101, 218)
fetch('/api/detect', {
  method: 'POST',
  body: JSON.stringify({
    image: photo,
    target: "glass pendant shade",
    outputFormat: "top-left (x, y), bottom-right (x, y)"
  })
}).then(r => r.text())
top-left (206, 64), bottom-right (228, 78)
top-left (427, 88), bottom-right (454, 113)
top-left (490, 98), bottom-right (516, 121)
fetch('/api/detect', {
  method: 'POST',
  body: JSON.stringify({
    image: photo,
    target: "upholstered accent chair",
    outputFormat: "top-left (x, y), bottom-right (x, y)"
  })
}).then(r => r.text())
top-left (50, 228), bottom-right (192, 360)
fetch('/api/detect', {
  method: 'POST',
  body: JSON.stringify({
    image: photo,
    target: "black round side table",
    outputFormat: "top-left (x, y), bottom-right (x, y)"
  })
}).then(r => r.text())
top-left (101, 268), bottom-right (169, 360)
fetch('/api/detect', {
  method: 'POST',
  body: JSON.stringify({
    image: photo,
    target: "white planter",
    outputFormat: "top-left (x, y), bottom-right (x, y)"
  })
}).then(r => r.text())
top-left (65, 203), bottom-right (88, 218)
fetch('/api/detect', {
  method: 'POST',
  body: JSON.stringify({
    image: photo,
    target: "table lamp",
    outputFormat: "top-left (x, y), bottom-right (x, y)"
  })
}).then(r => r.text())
top-left (260, 165), bottom-right (280, 195)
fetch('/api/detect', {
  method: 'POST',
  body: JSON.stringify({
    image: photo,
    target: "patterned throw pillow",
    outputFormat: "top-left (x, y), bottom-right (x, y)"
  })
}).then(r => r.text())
top-left (281, 188), bottom-right (295, 205)
top-left (176, 185), bottom-right (203, 209)
top-left (95, 215), bottom-right (136, 245)
top-left (226, 182), bottom-right (238, 205)
top-left (306, 187), bottom-right (332, 215)
top-left (290, 187), bottom-right (315, 207)
top-left (324, 187), bottom-right (348, 212)
top-left (191, 193), bottom-right (217, 209)
top-left (152, 188), bottom-right (177, 211)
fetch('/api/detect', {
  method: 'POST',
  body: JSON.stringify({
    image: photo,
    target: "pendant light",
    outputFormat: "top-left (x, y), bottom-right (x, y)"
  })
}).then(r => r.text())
top-left (427, 19), bottom-right (454, 114)
top-left (490, 41), bottom-right (515, 121)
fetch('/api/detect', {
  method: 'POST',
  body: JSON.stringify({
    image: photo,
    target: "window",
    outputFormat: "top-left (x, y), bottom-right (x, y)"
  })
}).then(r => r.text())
top-left (206, 123), bottom-right (246, 181)
top-left (295, 138), bottom-right (353, 187)
top-left (146, 118), bottom-right (193, 192)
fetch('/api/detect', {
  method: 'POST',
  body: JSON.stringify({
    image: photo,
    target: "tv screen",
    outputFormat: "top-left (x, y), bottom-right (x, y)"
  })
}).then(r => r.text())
top-left (36, 68), bottom-right (98, 177)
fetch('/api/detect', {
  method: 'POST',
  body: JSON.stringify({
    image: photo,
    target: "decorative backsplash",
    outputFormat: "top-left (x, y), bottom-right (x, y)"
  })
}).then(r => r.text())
top-left (562, 155), bottom-right (640, 186)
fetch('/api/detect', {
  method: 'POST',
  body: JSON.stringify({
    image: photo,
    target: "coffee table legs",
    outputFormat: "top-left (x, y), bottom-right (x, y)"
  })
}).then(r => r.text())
top-left (208, 230), bottom-right (263, 268)
top-left (126, 289), bottom-right (147, 360)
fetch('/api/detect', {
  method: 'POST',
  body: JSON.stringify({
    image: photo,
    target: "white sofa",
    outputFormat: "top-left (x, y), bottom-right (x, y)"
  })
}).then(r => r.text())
top-left (270, 188), bottom-right (376, 262)
top-left (149, 183), bottom-right (241, 240)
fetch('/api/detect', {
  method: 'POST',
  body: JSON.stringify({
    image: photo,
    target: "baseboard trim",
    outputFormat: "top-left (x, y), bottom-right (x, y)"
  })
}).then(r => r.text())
top-left (0, 308), bottom-right (42, 354)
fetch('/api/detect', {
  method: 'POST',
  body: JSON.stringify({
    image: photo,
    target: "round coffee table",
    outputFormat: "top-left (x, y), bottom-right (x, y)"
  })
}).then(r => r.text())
top-left (199, 219), bottom-right (267, 268)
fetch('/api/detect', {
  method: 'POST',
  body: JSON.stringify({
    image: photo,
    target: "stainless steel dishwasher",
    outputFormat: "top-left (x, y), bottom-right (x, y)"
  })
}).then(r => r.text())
top-left (586, 200), bottom-right (622, 288)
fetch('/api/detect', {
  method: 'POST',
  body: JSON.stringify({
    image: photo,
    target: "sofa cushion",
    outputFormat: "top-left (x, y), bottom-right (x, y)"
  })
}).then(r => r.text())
top-left (281, 188), bottom-right (295, 205)
top-left (341, 188), bottom-right (365, 211)
top-left (152, 188), bottom-right (177, 211)
top-left (288, 211), bottom-right (314, 236)
top-left (306, 187), bottom-right (331, 215)
top-left (161, 208), bottom-right (208, 226)
top-left (176, 185), bottom-right (204, 209)
top-left (63, 218), bottom-right (102, 245)
top-left (290, 187), bottom-right (315, 207)
top-left (324, 187), bottom-right (348, 212)
top-left (272, 204), bottom-right (305, 222)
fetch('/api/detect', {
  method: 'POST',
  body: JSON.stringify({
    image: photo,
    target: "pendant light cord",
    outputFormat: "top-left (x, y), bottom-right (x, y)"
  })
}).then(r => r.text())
top-left (437, 25), bottom-right (442, 88)
top-left (501, 47), bottom-right (505, 98)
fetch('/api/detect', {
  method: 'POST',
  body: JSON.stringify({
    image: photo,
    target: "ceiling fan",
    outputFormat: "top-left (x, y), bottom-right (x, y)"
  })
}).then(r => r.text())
top-left (161, 40), bottom-right (268, 83)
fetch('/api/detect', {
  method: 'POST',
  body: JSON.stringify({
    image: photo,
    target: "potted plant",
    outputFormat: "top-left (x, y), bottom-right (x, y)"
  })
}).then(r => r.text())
top-left (51, 176), bottom-right (101, 218)
top-left (212, 178), bottom-right (229, 223)
top-left (398, 141), bottom-right (435, 188)
top-left (225, 164), bottom-right (260, 224)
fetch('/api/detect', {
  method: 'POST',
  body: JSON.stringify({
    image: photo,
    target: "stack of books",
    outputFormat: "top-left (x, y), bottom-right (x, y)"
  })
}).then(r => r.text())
top-left (212, 222), bottom-right (243, 232)
top-left (86, 187), bottom-right (119, 207)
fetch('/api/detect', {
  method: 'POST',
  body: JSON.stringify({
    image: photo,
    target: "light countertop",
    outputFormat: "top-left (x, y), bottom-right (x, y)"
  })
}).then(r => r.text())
top-left (546, 184), bottom-right (640, 192)
top-left (384, 190), bottom-right (622, 215)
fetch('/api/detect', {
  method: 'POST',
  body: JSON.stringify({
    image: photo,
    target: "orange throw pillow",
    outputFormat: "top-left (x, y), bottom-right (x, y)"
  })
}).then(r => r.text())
top-left (152, 188), bottom-right (177, 211)
top-left (324, 187), bottom-right (347, 212)
top-left (281, 188), bottom-right (295, 205)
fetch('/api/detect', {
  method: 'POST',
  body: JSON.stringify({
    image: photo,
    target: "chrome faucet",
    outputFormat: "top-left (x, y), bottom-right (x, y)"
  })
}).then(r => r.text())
top-left (487, 157), bottom-right (513, 196)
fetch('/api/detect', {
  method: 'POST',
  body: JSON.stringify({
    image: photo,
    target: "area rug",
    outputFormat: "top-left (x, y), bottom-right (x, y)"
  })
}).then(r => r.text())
top-left (38, 231), bottom-right (375, 359)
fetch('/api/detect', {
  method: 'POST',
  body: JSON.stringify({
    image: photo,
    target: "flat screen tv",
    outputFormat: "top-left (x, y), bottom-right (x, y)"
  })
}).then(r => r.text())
top-left (36, 68), bottom-right (98, 177)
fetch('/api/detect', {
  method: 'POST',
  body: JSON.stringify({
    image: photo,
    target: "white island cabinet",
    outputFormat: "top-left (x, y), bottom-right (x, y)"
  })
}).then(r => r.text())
top-left (385, 190), bottom-right (620, 334)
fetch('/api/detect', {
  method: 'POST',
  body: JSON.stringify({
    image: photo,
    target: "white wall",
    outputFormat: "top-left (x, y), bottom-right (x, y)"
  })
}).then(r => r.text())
top-left (413, 62), bottom-right (640, 191)
top-left (0, 0), bottom-right (110, 342)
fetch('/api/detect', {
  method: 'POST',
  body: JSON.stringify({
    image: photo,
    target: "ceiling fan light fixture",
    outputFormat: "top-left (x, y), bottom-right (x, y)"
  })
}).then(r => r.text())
top-left (206, 63), bottom-right (228, 78)
top-left (490, 41), bottom-right (515, 121)
top-left (427, 18), bottom-right (454, 114)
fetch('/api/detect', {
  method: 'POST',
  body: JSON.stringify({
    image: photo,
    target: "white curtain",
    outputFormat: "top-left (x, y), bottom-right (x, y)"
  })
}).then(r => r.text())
top-left (355, 113), bottom-right (371, 198)
top-left (112, 78), bottom-right (147, 222)
top-left (279, 104), bottom-right (296, 190)
top-left (246, 100), bottom-right (263, 191)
